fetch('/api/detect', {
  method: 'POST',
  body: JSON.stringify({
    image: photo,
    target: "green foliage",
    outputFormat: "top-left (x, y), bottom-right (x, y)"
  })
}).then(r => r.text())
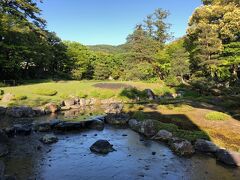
top-left (33, 89), bottom-right (58, 96)
top-left (14, 95), bottom-right (27, 100)
top-left (0, 89), bottom-right (4, 95)
top-left (205, 111), bottom-right (230, 121)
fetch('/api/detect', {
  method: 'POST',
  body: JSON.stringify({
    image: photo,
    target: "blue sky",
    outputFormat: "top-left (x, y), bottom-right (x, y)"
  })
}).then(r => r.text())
top-left (39, 0), bottom-right (202, 45)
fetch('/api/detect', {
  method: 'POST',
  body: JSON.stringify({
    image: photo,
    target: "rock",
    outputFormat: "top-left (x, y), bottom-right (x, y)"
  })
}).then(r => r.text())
top-left (152, 130), bottom-right (173, 142)
top-left (6, 106), bottom-right (35, 118)
top-left (90, 140), bottom-right (115, 154)
top-left (0, 107), bottom-right (6, 116)
top-left (69, 105), bottom-right (81, 109)
top-left (33, 122), bottom-right (51, 132)
top-left (63, 99), bottom-right (75, 107)
top-left (104, 103), bottom-right (123, 114)
top-left (194, 139), bottom-right (219, 153)
top-left (79, 98), bottom-right (86, 107)
top-left (143, 89), bottom-right (156, 100)
top-left (169, 138), bottom-right (195, 156)
top-left (54, 121), bottom-right (83, 131)
top-left (86, 119), bottom-right (104, 131)
top-left (105, 113), bottom-right (129, 125)
top-left (12, 124), bottom-right (32, 136)
top-left (60, 106), bottom-right (71, 111)
top-left (2, 93), bottom-right (15, 102)
top-left (40, 134), bottom-right (58, 144)
top-left (49, 119), bottom-right (62, 128)
top-left (216, 149), bottom-right (240, 167)
top-left (0, 144), bottom-right (8, 157)
top-left (128, 119), bottom-right (158, 137)
top-left (44, 103), bottom-right (60, 113)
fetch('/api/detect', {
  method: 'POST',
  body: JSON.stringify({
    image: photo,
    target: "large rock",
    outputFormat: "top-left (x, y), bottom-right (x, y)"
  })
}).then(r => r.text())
top-left (104, 103), bottom-right (123, 114)
top-left (54, 121), bottom-right (84, 131)
top-left (86, 119), bottom-right (104, 131)
top-left (2, 93), bottom-right (14, 102)
top-left (44, 103), bottom-right (60, 113)
top-left (128, 119), bottom-right (158, 137)
top-left (0, 107), bottom-right (6, 116)
top-left (40, 134), bottom-right (58, 144)
top-left (105, 113), bottom-right (129, 125)
top-left (152, 130), bottom-right (173, 142)
top-left (169, 138), bottom-right (195, 156)
top-left (6, 106), bottom-right (35, 118)
top-left (194, 139), bottom-right (219, 153)
top-left (143, 89), bottom-right (156, 100)
top-left (63, 99), bottom-right (76, 107)
top-left (216, 149), bottom-right (240, 167)
top-left (33, 122), bottom-right (51, 132)
top-left (90, 140), bottom-right (115, 154)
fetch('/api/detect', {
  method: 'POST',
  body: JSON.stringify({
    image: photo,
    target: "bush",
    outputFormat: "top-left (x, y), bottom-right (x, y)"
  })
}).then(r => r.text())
top-left (205, 111), bottom-right (230, 121)
top-left (174, 129), bottom-right (209, 142)
top-left (0, 89), bottom-right (4, 95)
top-left (164, 76), bottom-right (181, 86)
top-left (33, 89), bottom-right (58, 96)
top-left (119, 87), bottom-right (147, 100)
top-left (14, 95), bottom-right (28, 100)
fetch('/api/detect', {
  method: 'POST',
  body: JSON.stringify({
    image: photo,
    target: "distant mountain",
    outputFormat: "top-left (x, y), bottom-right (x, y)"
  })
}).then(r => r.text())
top-left (88, 44), bottom-right (127, 54)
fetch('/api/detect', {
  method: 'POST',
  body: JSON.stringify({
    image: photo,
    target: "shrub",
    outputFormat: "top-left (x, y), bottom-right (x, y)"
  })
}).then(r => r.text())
top-left (14, 95), bottom-right (27, 100)
top-left (33, 89), bottom-right (58, 96)
top-left (205, 111), bottom-right (230, 121)
top-left (0, 89), bottom-right (4, 95)
top-left (119, 87), bottom-right (147, 100)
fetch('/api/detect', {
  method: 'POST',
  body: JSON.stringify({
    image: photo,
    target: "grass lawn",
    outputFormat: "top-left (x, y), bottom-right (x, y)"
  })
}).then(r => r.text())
top-left (0, 80), bottom-right (171, 107)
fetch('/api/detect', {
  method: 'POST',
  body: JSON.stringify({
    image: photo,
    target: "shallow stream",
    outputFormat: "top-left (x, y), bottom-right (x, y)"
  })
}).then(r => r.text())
top-left (1, 110), bottom-right (240, 180)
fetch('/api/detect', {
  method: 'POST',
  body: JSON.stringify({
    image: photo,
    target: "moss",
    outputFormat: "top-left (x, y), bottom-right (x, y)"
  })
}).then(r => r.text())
top-left (33, 88), bottom-right (58, 96)
top-left (156, 122), bottom-right (179, 132)
top-left (205, 111), bottom-right (230, 121)
top-left (132, 111), bottom-right (146, 121)
top-left (174, 129), bottom-right (209, 142)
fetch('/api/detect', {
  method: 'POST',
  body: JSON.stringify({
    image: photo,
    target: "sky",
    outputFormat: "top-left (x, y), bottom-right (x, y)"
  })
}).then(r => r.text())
top-left (39, 0), bottom-right (202, 45)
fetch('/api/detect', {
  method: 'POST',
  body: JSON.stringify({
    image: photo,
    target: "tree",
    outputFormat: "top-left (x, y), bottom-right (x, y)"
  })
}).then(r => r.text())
top-left (186, 2), bottom-right (239, 82)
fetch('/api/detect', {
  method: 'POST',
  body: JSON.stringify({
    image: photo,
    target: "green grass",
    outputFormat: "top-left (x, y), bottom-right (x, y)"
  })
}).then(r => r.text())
top-left (0, 80), bottom-right (164, 107)
top-left (205, 111), bottom-right (230, 121)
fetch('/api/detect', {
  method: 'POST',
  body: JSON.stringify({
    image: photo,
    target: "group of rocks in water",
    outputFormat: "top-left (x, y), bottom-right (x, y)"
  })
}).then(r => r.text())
top-left (0, 97), bottom-right (240, 179)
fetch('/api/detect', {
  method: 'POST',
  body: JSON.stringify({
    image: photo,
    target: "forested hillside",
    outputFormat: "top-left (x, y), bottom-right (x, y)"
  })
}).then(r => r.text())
top-left (0, 0), bottom-right (239, 92)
